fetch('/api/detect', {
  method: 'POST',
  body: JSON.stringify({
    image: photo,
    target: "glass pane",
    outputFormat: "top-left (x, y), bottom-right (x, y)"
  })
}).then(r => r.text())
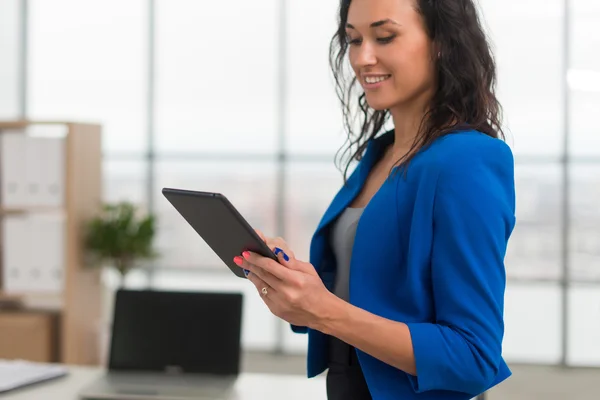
top-left (28, 0), bottom-right (147, 154)
top-left (569, 165), bottom-right (600, 281)
top-left (502, 282), bottom-right (562, 363)
top-left (102, 160), bottom-right (147, 207)
top-left (571, 0), bottom-right (600, 71)
top-left (281, 161), bottom-right (342, 353)
top-left (286, 0), bottom-right (345, 155)
top-left (567, 284), bottom-right (600, 366)
top-left (569, 91), bottom-right (600, 156)
top-left (284, 162), bottom-right (343, 263)
top-left (154, 160), bottom-right (277, 269)
top-left (505, 164), bottom-right (562, 280)
top-left (155, 0), bottom-right (278, 154)
top-left (479, 0), bottom-right (564, 156)
top-left (151, 269), bottom-right (278, 351)
top-left (0, 0), bottom-right (20, 119)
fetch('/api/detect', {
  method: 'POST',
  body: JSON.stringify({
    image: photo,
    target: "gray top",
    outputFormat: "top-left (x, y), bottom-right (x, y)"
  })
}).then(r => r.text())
top-left (330, 207), bottom-right (365, 301)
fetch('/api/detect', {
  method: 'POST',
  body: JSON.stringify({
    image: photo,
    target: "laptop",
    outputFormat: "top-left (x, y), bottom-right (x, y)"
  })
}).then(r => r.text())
top-left (79, 289), bottom-right (243, 400)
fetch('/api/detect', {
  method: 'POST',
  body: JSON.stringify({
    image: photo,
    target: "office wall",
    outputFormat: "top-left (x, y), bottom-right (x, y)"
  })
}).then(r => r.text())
top-left (15, 0), bottom-right (600, 364)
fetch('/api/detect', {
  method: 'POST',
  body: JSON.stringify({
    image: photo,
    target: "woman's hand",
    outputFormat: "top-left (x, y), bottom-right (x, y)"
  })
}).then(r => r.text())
top-left (233, 233), bottom-right (337, 330)
top-left (254, 229), bottom-right (296, 260)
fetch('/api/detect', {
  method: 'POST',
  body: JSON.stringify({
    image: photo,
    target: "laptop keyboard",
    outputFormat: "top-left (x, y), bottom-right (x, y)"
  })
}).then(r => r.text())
top-left (104, 371), bottom-right (235, 397)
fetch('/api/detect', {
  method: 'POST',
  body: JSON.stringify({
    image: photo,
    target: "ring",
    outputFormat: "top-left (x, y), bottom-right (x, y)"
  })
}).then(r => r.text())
top-left (261, 287), bottom-right (268, 296)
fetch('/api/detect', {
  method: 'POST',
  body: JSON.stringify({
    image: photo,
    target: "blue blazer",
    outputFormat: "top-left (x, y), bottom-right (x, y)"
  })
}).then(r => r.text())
top-left (293, 129), bottom-right (515, 399)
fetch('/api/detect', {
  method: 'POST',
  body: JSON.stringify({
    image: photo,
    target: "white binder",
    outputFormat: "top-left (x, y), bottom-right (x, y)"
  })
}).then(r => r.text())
top-left (30, 214), bottom-right (65, 293)
top-left (1, 216), bottom-right (30, 294)
top-left (42, 138), bottom-right (66, 207)
top-left (25, 137), bottom-right (66, 207)
top-left (0, 132), bottom-right (27, 207)
top-left (2, 214), bottom-right (65, 294)
top-left (24, 137), bottom-right (45, 207)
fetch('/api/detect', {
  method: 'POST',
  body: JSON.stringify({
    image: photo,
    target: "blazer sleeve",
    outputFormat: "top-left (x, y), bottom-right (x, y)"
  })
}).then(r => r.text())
top-left (405, 139), bottom-right (516, 396)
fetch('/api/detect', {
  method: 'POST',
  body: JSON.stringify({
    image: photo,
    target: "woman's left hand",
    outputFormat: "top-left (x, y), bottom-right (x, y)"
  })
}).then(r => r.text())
top-left (233, 244), bottom-right (335, 329)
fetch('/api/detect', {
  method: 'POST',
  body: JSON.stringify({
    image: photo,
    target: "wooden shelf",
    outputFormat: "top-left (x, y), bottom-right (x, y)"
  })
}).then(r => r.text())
top-left (0, 121), bottom-right (103, 366)
top-left (0, 207), bottom-right (65, 216)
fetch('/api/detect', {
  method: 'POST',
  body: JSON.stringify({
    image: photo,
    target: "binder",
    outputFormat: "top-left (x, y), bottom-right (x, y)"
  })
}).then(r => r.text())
top-left (1, 216), bottom-right (30, 294)
top-left (1, 214), bottom-right (65, 294)
top-left (25, 137), bottom-right (65, 208)
top-left (0, 132), bottom-right (27, 207)
top-left (41, 138), bottom-right (65, 207)
top-left (31, 214), bottom-right (65, 293)
top-left (24, 137), bottom-right (45, 207)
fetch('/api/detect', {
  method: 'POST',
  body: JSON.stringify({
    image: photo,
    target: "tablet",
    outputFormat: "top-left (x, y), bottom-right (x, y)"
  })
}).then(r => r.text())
top-left (162, 187), bottom-right (278, 278)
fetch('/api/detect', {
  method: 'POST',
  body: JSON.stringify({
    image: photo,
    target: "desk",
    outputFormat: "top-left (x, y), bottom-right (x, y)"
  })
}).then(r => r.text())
top-left (3, 366), bottom-right (327, 400)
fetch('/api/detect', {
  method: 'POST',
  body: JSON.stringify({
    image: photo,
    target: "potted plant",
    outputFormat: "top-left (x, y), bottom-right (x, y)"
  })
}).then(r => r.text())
top-left (84, 202), bottom-right (158, 286)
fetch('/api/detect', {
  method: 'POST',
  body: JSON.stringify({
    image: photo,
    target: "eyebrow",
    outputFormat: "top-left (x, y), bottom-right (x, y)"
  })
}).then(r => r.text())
top-left (346, 19), bottom-right (401, 30)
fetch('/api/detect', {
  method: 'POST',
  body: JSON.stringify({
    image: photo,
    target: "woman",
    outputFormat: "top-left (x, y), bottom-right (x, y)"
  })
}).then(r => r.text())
top-left (232, 0), bottom-right (515, 398)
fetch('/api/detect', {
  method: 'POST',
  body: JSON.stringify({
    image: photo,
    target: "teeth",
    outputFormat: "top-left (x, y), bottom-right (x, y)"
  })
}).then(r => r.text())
top-left (365, 75), bottom-right (390, 84)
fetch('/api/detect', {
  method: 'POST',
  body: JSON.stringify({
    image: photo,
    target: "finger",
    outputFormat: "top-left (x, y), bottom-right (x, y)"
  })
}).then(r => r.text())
top-left (246, 271), bottom-right (281, 307)
top-left (268, 238), bottom-right (295, 259)
top-left (255, 228), bottom-right (267, 242)
top-left (243, 251), bottom-right (294, 282)
top-left (246, 271), bottom-right (272, 295)
top-left (275, 251), bottom-right (317, 275)
top-left (275, 251), bottom-right (306, 272)
top-left (234, 255), bottom-right (282, 289)
top-left (242, 258), bottom-right (282, 290)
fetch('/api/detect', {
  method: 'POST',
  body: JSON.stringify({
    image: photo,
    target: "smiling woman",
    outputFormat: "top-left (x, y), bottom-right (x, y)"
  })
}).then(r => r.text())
top-left (236, 0), bottom-right (515, 399)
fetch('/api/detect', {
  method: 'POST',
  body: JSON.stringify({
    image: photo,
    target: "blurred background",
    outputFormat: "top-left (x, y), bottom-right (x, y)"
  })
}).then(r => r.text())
top-left (1, 0), bottom-right (599, 398)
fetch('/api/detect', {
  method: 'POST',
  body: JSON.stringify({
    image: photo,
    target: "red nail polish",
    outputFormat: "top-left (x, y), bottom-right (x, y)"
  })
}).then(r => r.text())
top-left (233, 256), bottom-right (243, 266)
top-left (242, 251), bottom-right (250, 259)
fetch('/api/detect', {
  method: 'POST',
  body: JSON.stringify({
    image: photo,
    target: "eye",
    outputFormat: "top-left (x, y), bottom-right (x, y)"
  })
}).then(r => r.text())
top-left (377, 35), bottom-right (396, 44)
top-left (346, 36), bottom-right (362, 46)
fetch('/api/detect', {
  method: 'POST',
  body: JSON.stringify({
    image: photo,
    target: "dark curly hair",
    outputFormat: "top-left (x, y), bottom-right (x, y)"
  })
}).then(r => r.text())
top-left (331, 0), bottom-right (504, 182)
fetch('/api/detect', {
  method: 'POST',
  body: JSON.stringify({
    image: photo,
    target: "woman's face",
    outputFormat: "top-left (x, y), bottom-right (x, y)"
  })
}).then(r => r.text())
top-left (346, 0), bottom-right (436, 111)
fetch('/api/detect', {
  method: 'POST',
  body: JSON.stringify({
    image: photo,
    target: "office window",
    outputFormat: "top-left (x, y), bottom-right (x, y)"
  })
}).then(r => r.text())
top-left (153, 160), bottom-right (277, 269)
top-left (0, 0), bottom-right (21, 119)
top-left (284, 162), bottom-right (342, 262)
top-left (503, 282), bottom-right (562, 364)
top-left (569, 1), bottom-right (600, 157)
top-left (569, 165), bottom-right (600, 281)
top-left (286, 0), bottom-right (345, 155)
top-left (571, 0), bottom-right (600, 72)
top-left (479, 0), bottom-right (565, 156)
top-left (154, 0), bottom-right (279, 154)
top-left (505, 165), bottom-right (562, 280)
top-left (569, 90), bottom-right (600, 157)
top-left (567, 285), bottom-right (600, 366)
top-left (103, 160), bottom-right (148, 207)
top-left (28, 0), bottom-right (148, 154)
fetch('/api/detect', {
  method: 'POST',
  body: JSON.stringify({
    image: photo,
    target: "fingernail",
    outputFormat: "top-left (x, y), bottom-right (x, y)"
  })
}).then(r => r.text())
top-left (233, 256), bottom-right (243, 266)
top-left (242, 251), bottom-right (250, 259)
top-left (275, 247), bottom-right (289, 262)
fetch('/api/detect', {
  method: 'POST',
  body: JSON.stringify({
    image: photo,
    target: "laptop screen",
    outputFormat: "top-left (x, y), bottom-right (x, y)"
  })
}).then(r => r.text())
top-left (108, 289), bottom-right (243, 375)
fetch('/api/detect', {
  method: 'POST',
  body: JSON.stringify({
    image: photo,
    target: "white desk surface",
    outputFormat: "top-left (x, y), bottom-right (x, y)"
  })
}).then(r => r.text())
top-left (3, 366), bottom-right (327, 400)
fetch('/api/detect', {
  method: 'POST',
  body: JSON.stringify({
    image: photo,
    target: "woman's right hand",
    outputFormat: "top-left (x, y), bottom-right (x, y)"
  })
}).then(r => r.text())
top-left (255, 229), bottom-right (296, 260)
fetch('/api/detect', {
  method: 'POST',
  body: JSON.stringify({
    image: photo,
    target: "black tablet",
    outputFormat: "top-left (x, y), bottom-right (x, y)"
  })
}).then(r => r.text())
top-left (162, 187), bottom-right (278, 278)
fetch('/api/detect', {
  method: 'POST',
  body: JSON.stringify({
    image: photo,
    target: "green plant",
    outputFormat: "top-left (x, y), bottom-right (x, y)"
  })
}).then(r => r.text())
top-left (84, 202), bottom-right (158, 283)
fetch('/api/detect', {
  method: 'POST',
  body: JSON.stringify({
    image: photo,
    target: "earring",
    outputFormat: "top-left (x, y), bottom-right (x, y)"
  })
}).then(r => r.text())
top-left (438, 51), bottom-right (441, 58)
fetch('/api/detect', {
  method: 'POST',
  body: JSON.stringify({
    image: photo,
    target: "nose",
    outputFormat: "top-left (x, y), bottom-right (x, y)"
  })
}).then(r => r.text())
top-left (352, 41), bottom-right (377, 69)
